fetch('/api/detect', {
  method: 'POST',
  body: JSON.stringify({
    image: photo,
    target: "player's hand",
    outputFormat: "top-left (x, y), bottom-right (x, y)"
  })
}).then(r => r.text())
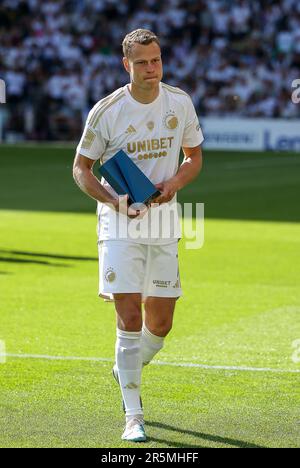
top-left (152, 179), bottom-right (178, 205)
top-left (128, 200), bottom-right (148, 219)
top-left (113, 195), bottom-right (148, 219)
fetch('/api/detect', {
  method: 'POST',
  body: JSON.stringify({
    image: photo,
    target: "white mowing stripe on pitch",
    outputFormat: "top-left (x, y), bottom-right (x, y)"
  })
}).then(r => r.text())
top-left (2, 353), bottom-right (300, 374)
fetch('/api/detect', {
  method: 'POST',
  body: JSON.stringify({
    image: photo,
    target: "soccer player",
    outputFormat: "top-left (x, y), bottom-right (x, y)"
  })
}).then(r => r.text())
top-left (73, 29), bottom-right (204, 442)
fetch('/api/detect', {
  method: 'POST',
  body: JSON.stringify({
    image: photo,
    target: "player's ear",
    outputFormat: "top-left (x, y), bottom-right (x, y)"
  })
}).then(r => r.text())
top-left (123, 57), bottom-right (130, 74)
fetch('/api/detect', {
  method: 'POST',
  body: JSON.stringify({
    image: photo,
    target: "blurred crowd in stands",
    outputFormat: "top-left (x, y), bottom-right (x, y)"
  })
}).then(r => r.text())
top-left (0, 0), bottom-right (300, 141)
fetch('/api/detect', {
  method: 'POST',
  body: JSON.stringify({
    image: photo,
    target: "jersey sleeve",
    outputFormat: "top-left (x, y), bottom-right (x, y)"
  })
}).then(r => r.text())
top-left (182, 96), bottom-right (204, 148)
top-left (76, 108), bottom-right (109, 161)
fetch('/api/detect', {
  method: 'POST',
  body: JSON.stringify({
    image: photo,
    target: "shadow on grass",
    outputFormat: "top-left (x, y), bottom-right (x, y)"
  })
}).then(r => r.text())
top-left (0, 249), bottom-right (98, 268)
top-left (0, 256), bottom-right (70, 267)
top-left (0, 250), bottom-right (97, 262)
top-left (146, 421), bottom-right (266, 449)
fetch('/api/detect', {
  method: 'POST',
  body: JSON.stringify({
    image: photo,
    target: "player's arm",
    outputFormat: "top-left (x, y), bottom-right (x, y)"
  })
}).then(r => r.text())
top-left (172, 145), bottom-right (203, 191)
top-left (154, 145), bottom-right (203, 204)
top-left (73, 154), bottom-right (144, 218)
top-left (73, 153), bottom-right (118, 210)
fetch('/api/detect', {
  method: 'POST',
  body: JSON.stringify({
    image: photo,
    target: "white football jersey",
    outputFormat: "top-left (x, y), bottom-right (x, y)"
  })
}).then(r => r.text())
top-left (76, 82), bottom-right (204, 244)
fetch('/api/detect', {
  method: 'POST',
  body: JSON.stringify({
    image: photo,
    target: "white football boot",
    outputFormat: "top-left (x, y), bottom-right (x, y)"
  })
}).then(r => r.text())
top-left (122, 417), bottom-right (147, 443)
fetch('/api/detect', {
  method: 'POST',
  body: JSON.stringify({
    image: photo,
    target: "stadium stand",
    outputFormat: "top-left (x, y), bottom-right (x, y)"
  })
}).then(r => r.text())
top-left (0, 0), bottom-right (300, 141)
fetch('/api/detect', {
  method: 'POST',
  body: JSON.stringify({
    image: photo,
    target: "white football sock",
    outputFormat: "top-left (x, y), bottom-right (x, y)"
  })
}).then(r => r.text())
top-left (115, 328), bottom-right (143, 417)
top-left (141, 324), bottom-right (165, 366)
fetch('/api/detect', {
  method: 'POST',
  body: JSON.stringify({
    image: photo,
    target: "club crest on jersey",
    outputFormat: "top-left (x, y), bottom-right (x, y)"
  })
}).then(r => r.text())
top-left (105, 267), bottom-right (116, 283)
top-left (147, 121), bottom-right (154, 131)
top-left (164, 111), bottom-right (178, 130)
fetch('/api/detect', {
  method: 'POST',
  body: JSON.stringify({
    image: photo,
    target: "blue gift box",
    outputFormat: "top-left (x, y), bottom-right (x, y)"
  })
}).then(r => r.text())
top-left (98, 150), bottom-right (161, 206)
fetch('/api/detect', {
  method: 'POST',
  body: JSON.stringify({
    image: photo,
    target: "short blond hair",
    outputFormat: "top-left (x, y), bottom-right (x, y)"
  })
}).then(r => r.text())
top-left (122, 29), bottom-right (160, 58)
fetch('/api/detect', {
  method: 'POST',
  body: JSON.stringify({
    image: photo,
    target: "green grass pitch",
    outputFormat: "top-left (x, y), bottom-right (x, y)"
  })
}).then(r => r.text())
top-left (0, 144), bottom-right (300, 448)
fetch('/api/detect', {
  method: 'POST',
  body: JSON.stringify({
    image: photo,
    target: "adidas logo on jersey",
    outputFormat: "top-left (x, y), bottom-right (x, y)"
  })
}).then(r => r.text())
top-left (125, 125), bottom-right (136, 134)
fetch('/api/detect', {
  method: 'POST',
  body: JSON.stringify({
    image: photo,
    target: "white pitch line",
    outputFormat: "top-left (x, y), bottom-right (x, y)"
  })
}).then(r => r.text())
top-left (0, 341), bottom-right (6, 364)
top-left (154, 360), bottom-right (300, 374)
top-left (1, 353), bottom-right (300, 374)
top-left (2, 353), bottom-right (112, 363)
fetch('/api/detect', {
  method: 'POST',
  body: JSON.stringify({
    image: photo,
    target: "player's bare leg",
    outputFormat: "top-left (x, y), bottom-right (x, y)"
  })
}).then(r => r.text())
top-left (142, 297), bottom-right (177, 366)
top-left (113, 293), bottom-right (146, 442)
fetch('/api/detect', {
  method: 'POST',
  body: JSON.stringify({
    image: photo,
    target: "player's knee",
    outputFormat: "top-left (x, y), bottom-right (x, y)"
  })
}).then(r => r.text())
top-left (152, 320), bottom-right (173, 337)
top-left (114, 293), bottom-right (142, 331)
top-left (118, 314), bottom-right (143, 332)
top-left (116, 307), bottom-right (142, 332)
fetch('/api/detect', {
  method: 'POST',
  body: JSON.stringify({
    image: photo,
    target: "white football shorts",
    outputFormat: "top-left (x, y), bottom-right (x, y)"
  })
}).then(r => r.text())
top-left (98, 240), bottom-right (182, 302)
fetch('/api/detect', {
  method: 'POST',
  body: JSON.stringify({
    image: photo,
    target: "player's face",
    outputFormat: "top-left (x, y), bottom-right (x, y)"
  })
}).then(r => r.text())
top-left (123, 42), bottom-right (163, 90)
